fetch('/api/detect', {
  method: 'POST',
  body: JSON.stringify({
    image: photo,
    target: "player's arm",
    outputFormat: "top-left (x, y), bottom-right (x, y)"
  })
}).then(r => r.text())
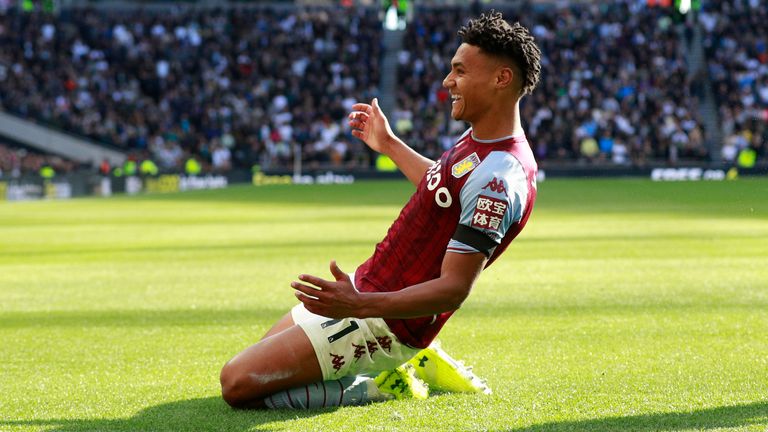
top-left (291, 252), bottom-right (487, 319)
top-left (348, 98), bottom-right (434, 186)
top-left (358, 251), bottom-right (487, 318)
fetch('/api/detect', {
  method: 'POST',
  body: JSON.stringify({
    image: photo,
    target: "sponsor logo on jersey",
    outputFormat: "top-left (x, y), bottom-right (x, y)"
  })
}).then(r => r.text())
top-left (451, 152), bottom-right (481, 178)
top-left (471, 195), bottom-right (508, 232)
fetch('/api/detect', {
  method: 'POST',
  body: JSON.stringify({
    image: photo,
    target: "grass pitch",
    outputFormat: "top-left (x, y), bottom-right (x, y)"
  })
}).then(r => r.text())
top-left (0, 178), bottom-right (767, 431)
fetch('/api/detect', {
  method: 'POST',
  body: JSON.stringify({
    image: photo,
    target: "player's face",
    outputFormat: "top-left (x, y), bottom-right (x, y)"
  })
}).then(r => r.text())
top-left (442, 43), bottom-right (499, 123)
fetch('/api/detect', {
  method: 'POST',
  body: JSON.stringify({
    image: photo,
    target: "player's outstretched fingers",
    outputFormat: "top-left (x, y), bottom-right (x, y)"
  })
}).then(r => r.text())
top-left (329, 260), bottom-right (348, 282)
top-left (298, 273), bottom-right (332, 290)
top-left (290, 280), bottom-right (324, 299)
top-left (294, 290), bottom-right (325, 313)
top-left (348, 115), bottom-right (367, 130)
top-left (348, 111), bottom-right (369, 121)
top-left (350, 103), bottom-right (372, 113)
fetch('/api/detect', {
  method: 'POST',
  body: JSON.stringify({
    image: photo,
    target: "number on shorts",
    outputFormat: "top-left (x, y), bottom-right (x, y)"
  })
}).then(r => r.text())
top-left (321, 319), bottom-right (360, 343)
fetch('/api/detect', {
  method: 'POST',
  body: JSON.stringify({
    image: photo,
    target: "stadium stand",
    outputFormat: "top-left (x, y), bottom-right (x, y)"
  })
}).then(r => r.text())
top-left (0, 140), bottom-right (78, 178)
top-left (397, 2), bottom-right (709, 167)
top-left (2, 1), bottom-right (761, 173)
top-left (0, 6), bottom-right (382, 171)
top-left (701, 0), bottom-right (767, 166)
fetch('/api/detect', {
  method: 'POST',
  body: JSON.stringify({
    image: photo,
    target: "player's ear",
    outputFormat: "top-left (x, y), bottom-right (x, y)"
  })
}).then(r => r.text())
top-left (495, 66), bottom-right (514, 89)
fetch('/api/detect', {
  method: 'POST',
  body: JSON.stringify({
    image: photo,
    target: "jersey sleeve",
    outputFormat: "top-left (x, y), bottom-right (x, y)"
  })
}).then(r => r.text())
top-left (446, 151), bottom-right (529, 257)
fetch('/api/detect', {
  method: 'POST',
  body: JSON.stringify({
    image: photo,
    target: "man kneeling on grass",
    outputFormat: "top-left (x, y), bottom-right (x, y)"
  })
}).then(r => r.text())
top-left (220, 11), bottom-right (541, 409)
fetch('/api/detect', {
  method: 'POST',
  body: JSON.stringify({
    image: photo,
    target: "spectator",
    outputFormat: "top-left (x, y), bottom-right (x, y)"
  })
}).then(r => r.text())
top-left (0, 3), bottom-right (725, 169)
top-left (211, 142), bottom-right (232, 172)
top-left (0, 6), bottom-right (382, 170)
top-left (703, 0), bottom-right (767, 164)
top-left (0, 141), bottom-right (77, 177)
top-left (397, 1), bottom-right (708, 166)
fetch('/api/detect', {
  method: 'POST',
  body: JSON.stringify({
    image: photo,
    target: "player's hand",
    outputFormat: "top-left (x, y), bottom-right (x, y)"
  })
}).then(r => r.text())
top-left (348, 98), bottom-right (395, 154)
top-left (291, 260), bottom-right (363, 318)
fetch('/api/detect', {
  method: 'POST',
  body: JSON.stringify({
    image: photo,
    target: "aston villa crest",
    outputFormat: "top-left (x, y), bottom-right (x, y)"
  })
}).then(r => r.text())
top-left (451, 152), bottom-right (481, 178)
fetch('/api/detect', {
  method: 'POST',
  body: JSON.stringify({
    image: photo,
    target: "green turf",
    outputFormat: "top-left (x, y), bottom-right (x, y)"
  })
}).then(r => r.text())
top-left (1, 178), bottom-right (767, 431)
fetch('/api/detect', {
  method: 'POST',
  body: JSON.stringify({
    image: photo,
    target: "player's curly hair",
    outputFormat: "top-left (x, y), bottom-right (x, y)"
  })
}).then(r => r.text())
top-left (458, 10), bottom-right (541, 97)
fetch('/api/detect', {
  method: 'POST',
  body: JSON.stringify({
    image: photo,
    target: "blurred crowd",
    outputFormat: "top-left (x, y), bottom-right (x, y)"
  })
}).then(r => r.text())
top-left (1, 2), bottom-right (765, 174)
top-left (0, 6), bottom-right (381, 173)
top-left (0, 141), bottom-right (78, 177)
top-left (396, 1), bottom-right (708, 167)
top-left (701, 0), bottom-right (767, 166)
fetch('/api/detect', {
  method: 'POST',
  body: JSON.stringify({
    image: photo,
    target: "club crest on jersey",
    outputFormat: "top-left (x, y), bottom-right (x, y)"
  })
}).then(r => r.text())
top-left (451, 152), bottom-right (481, 178)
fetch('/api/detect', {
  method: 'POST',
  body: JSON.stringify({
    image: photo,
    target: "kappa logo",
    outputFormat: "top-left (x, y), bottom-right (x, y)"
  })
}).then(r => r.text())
top-left (330, 353), bottom-right (345, 372)
top-left (482, 177), bottom-right (507, 194)
top-left (451, 152), bottom-right (481, 178)
top-left (376, 336), bottom-right (392, 352)
top-left (352, 343), bottom-right (366, 362)
top-left (366, 340), bottom-right (379, 356)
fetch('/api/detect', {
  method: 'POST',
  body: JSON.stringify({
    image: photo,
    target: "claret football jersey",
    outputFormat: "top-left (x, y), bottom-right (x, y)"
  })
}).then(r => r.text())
top-left (355, 128), bottom-right (538, 348)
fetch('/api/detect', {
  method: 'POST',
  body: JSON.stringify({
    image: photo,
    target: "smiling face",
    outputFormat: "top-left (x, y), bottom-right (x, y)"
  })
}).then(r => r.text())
top-left (442, 43), bottom-right (506, 124)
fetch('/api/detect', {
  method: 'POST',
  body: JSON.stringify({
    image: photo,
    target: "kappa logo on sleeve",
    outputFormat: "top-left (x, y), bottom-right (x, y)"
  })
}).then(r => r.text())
top-left (482, 177), bottom-right (507, 194)
top-left (471, 195), bottom-right (508, 232)
top-left (451, 152), bottom-right (481, 178)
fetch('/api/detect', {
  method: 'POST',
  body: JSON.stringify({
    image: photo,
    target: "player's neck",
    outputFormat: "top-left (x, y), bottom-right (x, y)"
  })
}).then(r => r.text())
top-left (470, 102), bottom-right (524, 141)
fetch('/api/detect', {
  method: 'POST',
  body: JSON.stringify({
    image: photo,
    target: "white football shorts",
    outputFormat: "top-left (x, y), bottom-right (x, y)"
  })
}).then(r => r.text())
top-left (291, 303), bottom-right (420, 381)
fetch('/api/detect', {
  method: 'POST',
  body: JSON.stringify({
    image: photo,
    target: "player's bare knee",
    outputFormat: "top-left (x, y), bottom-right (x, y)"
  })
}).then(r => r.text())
top-left (220, 364), bottom-right (250, 407)
top-left (220, 363), bottom-right (274, 408)
top-left (221, 379), bottom-right (250, 408)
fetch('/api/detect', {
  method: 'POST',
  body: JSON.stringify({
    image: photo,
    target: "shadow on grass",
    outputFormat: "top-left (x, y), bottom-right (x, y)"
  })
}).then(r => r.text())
top-left (2, 398), bottom-right (765, 432)
top-left (0, 308), bottom-right (287, 329)
top-left (511, 400), bottom-right (768, 432)
top-left (0, 396), bottom-right (332, 432)
top-left (0, 237), bottom-right (373, 259)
